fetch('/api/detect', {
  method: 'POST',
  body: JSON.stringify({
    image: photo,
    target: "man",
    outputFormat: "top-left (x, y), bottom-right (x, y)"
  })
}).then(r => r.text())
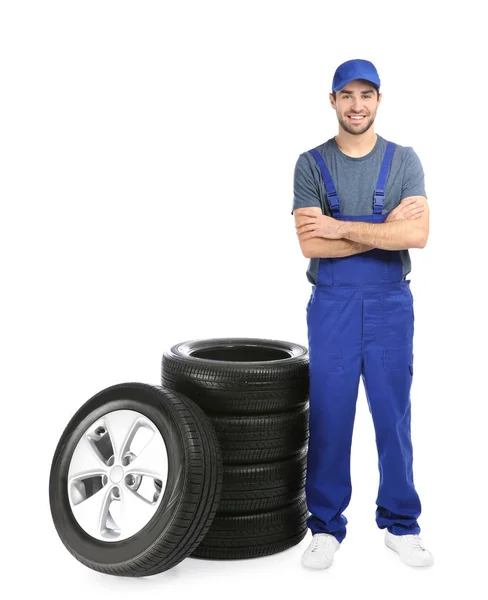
top-left (292, 59), bottom-right (433, 570)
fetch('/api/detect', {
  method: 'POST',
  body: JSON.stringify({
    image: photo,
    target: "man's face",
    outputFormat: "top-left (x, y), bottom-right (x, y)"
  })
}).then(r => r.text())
top-left (331, 79), bottom-right (381, 135)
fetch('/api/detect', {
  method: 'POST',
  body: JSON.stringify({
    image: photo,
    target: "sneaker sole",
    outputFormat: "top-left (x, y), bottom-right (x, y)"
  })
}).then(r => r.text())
top-left (301, 557), bottom-right (334, 570)
top-left (301, 539), bottom-right (340, 570)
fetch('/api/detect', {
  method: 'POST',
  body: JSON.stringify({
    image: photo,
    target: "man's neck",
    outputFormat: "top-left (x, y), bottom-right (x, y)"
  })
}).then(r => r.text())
top-left (334, 132), bottom-right (378, 158)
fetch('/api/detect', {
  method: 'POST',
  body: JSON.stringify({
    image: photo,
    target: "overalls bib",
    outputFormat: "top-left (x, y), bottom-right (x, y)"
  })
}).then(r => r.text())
top-left (305, 141), bottom-right (422, 543)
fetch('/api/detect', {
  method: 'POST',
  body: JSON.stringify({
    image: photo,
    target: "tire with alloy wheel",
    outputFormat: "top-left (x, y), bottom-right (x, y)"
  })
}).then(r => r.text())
top-left (49, 382), bottom-right (223, 577)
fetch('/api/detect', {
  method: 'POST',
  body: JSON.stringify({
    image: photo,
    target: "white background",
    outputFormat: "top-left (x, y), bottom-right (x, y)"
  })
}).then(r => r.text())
top-left (1, 0), bottom-right (486, 597)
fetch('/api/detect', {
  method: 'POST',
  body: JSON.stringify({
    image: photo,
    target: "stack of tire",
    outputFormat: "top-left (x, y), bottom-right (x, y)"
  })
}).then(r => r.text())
top-left (161, 338), bottom-right (310, 560)
top-left (49, 337), bottom-right (310, 576)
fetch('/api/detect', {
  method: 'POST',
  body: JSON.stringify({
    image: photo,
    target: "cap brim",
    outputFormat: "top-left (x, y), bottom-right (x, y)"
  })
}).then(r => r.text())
top-left (333, 77), bottom-right (379, 92)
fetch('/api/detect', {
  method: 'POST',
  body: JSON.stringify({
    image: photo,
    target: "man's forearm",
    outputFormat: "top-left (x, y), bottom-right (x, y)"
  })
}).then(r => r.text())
top-left (338, 220), bottom-right (426, 250)
top-left (306, 237), bottom-right (375, 258)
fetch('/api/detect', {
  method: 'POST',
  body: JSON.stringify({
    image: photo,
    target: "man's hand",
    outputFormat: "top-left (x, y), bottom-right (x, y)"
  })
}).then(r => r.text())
top-left (296, 210), bottom-right (343, 240)
top-left (385, 197), bottom-right (426, 222)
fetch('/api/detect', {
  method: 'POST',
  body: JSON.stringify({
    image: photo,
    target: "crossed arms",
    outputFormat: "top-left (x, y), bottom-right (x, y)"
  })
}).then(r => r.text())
top-left (293, 196), bottom-right (430, 258)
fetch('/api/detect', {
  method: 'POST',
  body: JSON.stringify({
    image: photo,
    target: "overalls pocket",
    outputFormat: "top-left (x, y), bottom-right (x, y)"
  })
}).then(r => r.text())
top-left (383, 345), bottom-right (413, 371)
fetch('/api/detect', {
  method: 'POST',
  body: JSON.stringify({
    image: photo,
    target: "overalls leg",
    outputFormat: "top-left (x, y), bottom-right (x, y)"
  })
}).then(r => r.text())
top-left (361, 290), bottom-right (422, 535)
top-left (305, 293), bottom-right (362, 543)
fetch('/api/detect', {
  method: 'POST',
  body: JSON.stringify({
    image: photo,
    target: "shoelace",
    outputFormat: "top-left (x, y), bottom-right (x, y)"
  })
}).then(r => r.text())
top-left (311, 534), bottom-right (336, 553)
top-left (403, 534), bottom-right (426, 556)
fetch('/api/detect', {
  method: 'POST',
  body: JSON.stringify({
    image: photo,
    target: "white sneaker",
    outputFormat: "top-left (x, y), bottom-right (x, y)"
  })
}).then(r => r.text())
top-left (301, 533), bottom-right (341, 570)
top-left (385, 530), bottom-right (434, 567)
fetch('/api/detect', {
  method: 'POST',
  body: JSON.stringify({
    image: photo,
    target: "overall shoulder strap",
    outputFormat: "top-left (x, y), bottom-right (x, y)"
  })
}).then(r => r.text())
top-left (308, 148), bottom-right (341, 217)
top-left (373, 141), bottom-right (396, 214)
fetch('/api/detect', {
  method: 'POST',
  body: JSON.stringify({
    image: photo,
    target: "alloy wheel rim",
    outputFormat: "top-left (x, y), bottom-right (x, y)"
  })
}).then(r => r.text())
top-left (67, 409), bottom-right (169, 542)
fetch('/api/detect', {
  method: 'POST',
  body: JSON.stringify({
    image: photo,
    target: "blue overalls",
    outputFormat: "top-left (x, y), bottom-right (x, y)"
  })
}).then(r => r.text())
top-left (305, 141), bottom-right (422, 543)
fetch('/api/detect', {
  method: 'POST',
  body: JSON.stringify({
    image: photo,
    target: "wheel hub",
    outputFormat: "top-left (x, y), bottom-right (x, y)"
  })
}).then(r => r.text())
top-left (109, 465), bottom-right (124, 483)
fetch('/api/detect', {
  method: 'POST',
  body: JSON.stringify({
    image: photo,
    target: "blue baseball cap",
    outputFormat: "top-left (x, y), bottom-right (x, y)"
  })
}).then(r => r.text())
top-left (332, 59), bottom-right (381, 93)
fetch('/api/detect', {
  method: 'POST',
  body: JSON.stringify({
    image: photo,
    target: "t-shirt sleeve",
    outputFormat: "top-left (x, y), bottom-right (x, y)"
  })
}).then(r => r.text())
top-left (401, 147), bottom-right (427, 200)
top-left (291, 152), bottom-right (322, 215)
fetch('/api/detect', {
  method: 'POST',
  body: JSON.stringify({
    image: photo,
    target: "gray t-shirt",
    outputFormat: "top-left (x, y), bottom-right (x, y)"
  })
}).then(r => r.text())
top-left (291, 134), bottom-right (427, 284)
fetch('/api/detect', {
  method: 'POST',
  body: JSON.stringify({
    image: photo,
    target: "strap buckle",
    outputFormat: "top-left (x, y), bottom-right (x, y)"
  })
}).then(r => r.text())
top-left (373, 190), bottom-right (384, 214)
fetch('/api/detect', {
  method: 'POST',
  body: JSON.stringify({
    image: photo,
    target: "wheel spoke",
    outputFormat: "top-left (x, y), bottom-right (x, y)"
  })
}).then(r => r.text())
top-left (68, 434), bottom-right (107, 482)
top-left (121, 485), bottom-right (158, 533)
top-left (102, 411), bottom-right (141, 462)
top-left (125, 431), bottom-right (168, 481)
top-left (70, 485), bottom-right (112, 539)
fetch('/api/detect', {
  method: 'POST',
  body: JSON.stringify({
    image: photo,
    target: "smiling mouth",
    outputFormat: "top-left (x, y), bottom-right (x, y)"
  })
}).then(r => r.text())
top-left (347, 115), bottom-right (366, 121)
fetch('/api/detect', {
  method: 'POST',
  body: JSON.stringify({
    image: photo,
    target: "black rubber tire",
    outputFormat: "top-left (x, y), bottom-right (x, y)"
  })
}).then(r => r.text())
top-left (161, 338), bottom-right (309, 415)
top-left (209, 403), bottom-right (309, 464)
top-left (190, 496), bottom-right (308, 560)
top-left (218, 447), bottom-right (307, 513)
top-left (49, 382), bottom-right (223, 577)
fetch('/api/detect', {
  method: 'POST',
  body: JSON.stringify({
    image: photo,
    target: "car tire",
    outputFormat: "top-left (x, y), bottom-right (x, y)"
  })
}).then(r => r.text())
top-left (210, 404), bottom-right (309, 463)
top-left (190, 496), bottom-right (308, 560)
top-left (218, 447), bottom-right (307, 513)
top-left (161, 337), bottom-right (309, 415)
top-left (49, 382), bottom-right (223, 577)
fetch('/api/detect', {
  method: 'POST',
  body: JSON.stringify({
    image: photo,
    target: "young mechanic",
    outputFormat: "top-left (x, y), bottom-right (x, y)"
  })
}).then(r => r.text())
top-left (292, 59), bottom-right (434, 570)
